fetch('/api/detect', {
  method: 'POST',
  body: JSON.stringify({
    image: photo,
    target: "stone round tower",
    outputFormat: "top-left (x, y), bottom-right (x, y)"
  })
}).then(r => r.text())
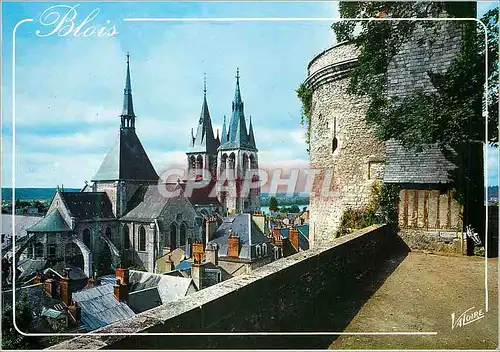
top-left (306, 42), bottom-right (386, 246)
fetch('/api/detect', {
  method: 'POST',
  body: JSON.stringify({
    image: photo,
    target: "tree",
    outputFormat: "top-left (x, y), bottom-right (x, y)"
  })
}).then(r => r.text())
top-left (1, 292), bottom-right (37, 350)
top-left (269, 197), bottom-right (279, 211)
top-left (331, 2), bottom-right (498, 239)
top-left (289, 205), bottom-right (301, 213)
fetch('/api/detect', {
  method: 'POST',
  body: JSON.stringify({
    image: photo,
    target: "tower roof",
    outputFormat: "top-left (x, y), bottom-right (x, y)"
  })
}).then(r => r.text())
top-left (121, 53), bottom-right (135, 118)
top-left (219, 68), bottom-right (257, 151)
top-left (93, 55), bottom-right (158, 182)
top-left (92, 129), bottom-right (159, 182)
top-left (187, 74), bottom-right (220, 154)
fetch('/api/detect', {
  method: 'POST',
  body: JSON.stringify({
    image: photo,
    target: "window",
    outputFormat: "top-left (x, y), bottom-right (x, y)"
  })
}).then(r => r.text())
top-left (47, 244), bottom-right (57, 258)
top-left (170, 223), bottom-right (177, 249)
top-left (263, 243), bottom-right (267, 256)
top-left (138, 226), bottom-right (146, 252)
top-left (34, 242), bottom-right (44, 258)
top-left (82, 228), bottom-right (91, 249)
top-left (105, 227), bottom-right (112, 238)
top-left (180, 223), bottom-right (187, 248)
top-left (255, 245), bottom-right (261, 257)
top-left (123, 225), bottom-right (130, 249)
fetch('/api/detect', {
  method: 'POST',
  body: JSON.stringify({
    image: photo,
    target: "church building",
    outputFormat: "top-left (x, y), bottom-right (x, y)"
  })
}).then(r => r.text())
top-left (23, 55), bottom-right (259, 277)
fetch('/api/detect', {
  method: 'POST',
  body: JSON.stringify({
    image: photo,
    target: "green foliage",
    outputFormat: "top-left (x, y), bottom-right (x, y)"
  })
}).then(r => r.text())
top-left (1, 292), bottom-right (38, 350)
top-left (296, 83), bottom-right (313, 146)
top-left (268, 197), bottom-right (279, 211)
top-left (331, 3), bottom-right (498, 210)
top-left (278, 205), bottom-right (301, 213)
top-left (335, 181), bottom-right (400, 237)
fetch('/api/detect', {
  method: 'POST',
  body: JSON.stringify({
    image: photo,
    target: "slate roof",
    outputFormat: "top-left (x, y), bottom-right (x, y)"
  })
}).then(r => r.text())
top-left (72, 283), bottom-right (136, 331)
top-left (120, 185), bottom-right (168, 221)
top-left (121, 181), bottom-right (221, 222)
top-left (17, 259), bottom-right (48, 282)
top-left (219, 71), bottom-right (257, 151)
top-left (187, 93), bottom-right (220, 154)
top-left (296, 224), bottom-right (310, 251)
top-left (178, 180), bottom-right (222, 206)
top-left (383, 140), bottom-right (456, 184)
top-left (44, 262), bottom-right (88, 281)
top-left (27, 209), bottom-right (71, 233)
top-left (59, 192), bottom-right (114, 220)
top-left (128, 270), bottom-right (195, 304)
top-left (92, 128), bottom-right (159, 182)
top-left (208, 213), bottom-right (270, 260)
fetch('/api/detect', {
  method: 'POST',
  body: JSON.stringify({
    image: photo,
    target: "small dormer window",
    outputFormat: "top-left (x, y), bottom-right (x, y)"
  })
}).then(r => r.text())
top-left (255, 245), bottom-right (261, 257)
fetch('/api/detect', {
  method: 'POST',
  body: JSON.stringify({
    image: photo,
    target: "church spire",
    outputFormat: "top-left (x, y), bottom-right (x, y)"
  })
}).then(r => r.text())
top-left (248, 115), bottom-right (256, 149)
top-left (187, 74), bottom-right (219, 153)
top-left (221, 115), bottom-right (228, 144)
top-left (121, 53), bottom-right (135, 129)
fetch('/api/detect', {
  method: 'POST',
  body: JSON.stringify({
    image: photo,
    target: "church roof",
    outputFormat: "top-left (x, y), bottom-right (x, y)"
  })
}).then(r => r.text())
top-left (59, 191), bottom-right (115, 220)
top-left (28, 209), bottom-right (71, 233)
top-left (187, 78), bottom-right (220, 154)
top-left (92, 128), bottom-right (159, 182)
top-left (120, 185), bottom-right (168, 221)
top-left (219, 69), bottom-right (257, 151)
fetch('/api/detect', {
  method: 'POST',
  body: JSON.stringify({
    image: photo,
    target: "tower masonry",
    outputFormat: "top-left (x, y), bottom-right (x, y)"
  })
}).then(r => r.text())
top-left (306, 21), bottom-right (468, 250)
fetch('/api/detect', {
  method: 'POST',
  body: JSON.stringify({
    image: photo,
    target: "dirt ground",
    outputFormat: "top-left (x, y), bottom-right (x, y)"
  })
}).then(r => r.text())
top-left (329, 251), bottom-right (498, 350)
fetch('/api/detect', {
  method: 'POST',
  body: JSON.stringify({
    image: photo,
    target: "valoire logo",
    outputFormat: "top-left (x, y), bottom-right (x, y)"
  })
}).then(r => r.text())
top-left (451, 307), bottom-right (485, 329)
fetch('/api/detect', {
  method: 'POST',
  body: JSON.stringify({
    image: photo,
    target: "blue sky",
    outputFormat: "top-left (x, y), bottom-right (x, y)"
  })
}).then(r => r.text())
top-left (1, 1), bottom-right (498, 188)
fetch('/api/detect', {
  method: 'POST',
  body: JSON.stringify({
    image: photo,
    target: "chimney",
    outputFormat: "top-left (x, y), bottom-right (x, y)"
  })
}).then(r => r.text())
top-left (289, 228), bottom-right (299, 252)
top-left (191, 262), bottom-right (205, 290)
top-left (227, 233), bottom-right (240, 258)
top-left (192, 241), bottom-right (205, 264)
top-left (271, 228), bottom-right (282, 246)
top-left (34, 271), bottom-right (44, 284)
top-left (113, 279), bottom-right (129, 302)
top-left (59, 268), bottom-right (72, 306)
top-left (44, 278), bottom-right (58, 298)
top-left (252, 212), bottom-right (266, 235)
top-left (205, 217), bottom-right (218, 243)
top-left (115, 267), bottom-right (129, 285)
top-left (68, 300), bottom-right (81, 322)
top-left (205, 243), bottom-right (218, 266)
top-left (87, 272), bottom-right (101, 288)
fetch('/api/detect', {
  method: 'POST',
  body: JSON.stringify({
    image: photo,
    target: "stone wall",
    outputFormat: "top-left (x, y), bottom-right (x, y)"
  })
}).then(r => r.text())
top-left (306, 42), bottom-right (385, 246)
top-left (48, 224), bottom-right (409, 350)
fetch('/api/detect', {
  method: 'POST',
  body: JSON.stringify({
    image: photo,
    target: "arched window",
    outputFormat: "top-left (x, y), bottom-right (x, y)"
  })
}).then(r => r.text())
top-left (180, 223), bottom-right (187, 248)
top-left (242, 154), bottom-right (249, 172)
top-left (138, 226), bottom-right (146, 252)
top-left (255, 245), bottom-right (261, 257)
top-left (274, 246), bottom-right (280, 260)
top-left (249, 154), bottom-right (257, 169)
top-left (228, 153), bottom-right (235, 170)
top-left (189, 155), bottom-right (196, 170)
top-left (105, 226), bottom-right (112, 238)
top-left (221, 154), bottom-right (228, 173)
top-left (263, 243), bottom-right (267, 256)
top-left (34, 242), bottom-right (44, 258)
top-left (170, 223), bottom-right (177, 249)
top-left (123, 225), bottom-right (130, 249)
top-left (82, 228), bottom-right (91, 249)
top-left (196, 155), bottom-right (204, 171)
